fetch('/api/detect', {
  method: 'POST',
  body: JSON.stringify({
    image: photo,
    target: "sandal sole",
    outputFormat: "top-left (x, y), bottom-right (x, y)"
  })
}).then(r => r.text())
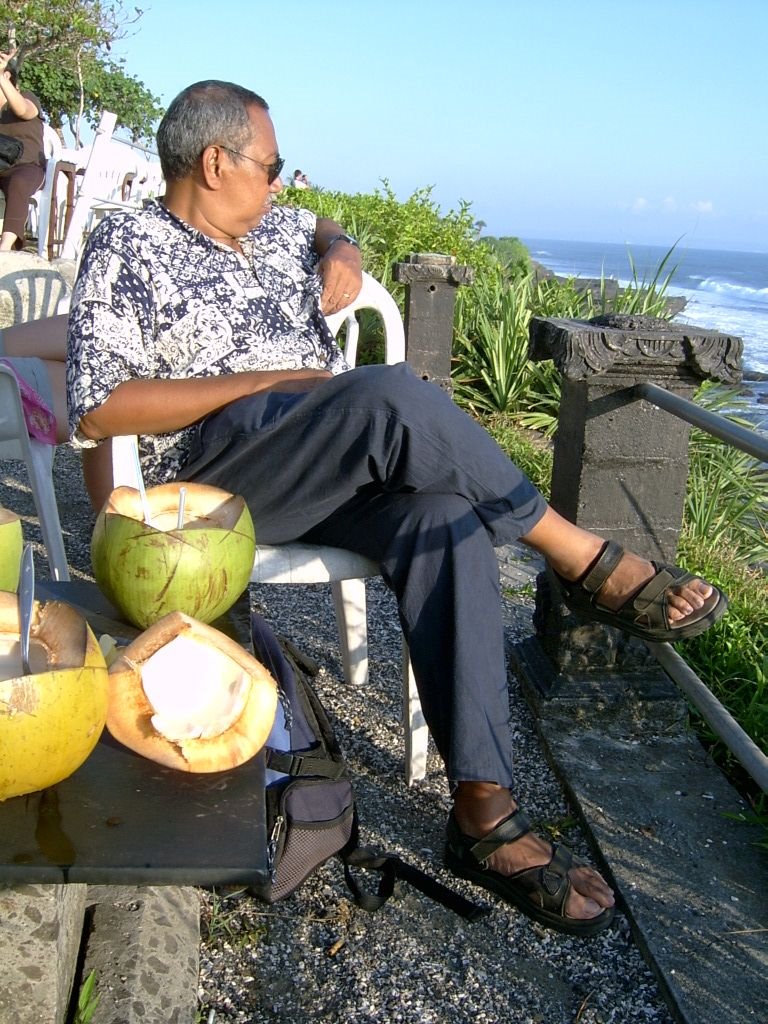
top-left (568, 588), bottom-right (728, 643)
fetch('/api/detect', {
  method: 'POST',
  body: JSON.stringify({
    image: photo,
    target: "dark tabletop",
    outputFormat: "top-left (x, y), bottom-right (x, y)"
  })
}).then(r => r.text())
top-left (0, 581), bottom-right (268, 886)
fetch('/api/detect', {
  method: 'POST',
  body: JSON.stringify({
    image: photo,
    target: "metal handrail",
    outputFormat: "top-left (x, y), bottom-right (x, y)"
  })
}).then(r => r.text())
top-left (631, 382), bottom-right (767, 792)
top-left (635, 381), bottom-right (768, 462)
top-left (647, 642), bottom-right (768, 793)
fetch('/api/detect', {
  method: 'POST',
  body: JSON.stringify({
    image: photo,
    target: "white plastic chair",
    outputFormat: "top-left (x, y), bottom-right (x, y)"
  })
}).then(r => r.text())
top-left (60, 113), bottom-right (148, 261)
top-left (0, 363), bottom-right (70, 580)
top-left (27, 124), bottom-right (62, 257)
top-left (109, 272), bottom-right (428, 783)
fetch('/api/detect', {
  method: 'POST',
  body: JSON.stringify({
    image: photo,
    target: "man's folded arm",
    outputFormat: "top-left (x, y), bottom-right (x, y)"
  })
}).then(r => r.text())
top-left (77, 368), bottom-right (332, 442)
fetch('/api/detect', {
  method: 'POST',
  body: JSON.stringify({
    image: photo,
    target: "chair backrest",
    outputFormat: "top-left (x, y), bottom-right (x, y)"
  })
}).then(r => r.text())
top-left (42, 123), bottom-right (63, 161)
top-left (59, 112), bottom-right (147, 260)
top-left (110, 272), bottom-right (405, 489)
top-left (325, 273), bottom-right (405, 366)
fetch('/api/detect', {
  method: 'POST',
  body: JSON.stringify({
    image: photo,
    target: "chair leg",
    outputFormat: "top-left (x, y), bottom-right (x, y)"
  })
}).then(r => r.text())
top-left (331, 578), bottom-right (368, 687)
top-left (26, 442), bottom-right (70, 581)
top-left (402, 640), bottom-right (428, 785)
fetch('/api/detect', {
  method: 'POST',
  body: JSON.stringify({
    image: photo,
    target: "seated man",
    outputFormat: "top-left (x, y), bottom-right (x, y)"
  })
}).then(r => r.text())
top-left (66, 80), bottom-right (726, 938)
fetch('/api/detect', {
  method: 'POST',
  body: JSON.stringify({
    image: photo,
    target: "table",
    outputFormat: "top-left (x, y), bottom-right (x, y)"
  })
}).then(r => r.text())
top-left (0, 581), bottom-right (269, 886)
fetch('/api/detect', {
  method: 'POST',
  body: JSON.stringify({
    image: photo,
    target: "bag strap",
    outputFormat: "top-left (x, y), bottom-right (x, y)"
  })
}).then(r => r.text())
top-left (342, 847), bottom-right (489, 921)
top-left (265, 749), bottom-right (347, 779)
top-left (340, 813), bottom-right (488, 921)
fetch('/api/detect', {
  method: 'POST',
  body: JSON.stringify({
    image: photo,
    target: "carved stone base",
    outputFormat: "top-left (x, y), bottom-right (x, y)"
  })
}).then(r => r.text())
top-left (533, 569), bottom-right (658, 675)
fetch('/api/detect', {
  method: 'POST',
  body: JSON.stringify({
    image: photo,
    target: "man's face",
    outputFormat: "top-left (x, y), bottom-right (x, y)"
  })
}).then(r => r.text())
top-left (219, 104), bottom-right (283, 235)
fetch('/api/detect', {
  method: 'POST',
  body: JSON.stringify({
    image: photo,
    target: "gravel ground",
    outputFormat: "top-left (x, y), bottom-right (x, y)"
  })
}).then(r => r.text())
top-left (1, 446), bottom-right (677, 1024)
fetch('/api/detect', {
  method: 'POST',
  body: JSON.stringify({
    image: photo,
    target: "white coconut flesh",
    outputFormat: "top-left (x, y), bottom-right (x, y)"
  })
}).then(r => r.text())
top-left (106, 485), bottom-right (245, 533)
top-left (139, 634), bottom-right (251, 741)
top-left (0, 635), bottom-right (53, 680)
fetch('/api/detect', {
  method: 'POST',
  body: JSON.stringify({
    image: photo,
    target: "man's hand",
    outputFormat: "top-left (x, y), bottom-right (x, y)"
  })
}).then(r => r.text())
top-left (314, 218), bottom-right (363, 314)
top-left (317, 242), bottom-right (363, 314)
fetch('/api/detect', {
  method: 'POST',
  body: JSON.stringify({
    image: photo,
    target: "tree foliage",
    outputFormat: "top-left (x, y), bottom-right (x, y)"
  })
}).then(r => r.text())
top-left (479, 235), bottom-right (531, 277)
top-left (22, 56), bottom-right (162, 142)
top-left (0, 1), bottom-right (163, 143)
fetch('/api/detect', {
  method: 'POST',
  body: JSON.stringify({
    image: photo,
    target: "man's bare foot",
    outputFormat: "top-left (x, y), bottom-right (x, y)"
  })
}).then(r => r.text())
top-left (453, 782), bottom-right (614, 923)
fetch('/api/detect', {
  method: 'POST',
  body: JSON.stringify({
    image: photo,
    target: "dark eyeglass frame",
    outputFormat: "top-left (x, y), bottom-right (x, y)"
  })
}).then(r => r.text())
top-left (219, 145), bottom-right (284, 184)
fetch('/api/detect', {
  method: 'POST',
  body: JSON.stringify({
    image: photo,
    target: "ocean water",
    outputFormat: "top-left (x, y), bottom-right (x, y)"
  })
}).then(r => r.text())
top-left (523, 238), bottom-right (768, 434)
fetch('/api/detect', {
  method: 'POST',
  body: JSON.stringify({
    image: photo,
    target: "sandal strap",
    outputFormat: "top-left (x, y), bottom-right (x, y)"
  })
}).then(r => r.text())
top-left (468, 808), bottom-right (532, 864)
top-left (539, 843), bottom-right (574, 899)
top-left (512, 843), bottom-right (576, 915)
top-left (580, 540), bottom-right (625, 595)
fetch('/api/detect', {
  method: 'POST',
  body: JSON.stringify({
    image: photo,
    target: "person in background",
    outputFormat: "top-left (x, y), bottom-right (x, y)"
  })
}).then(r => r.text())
top-left (292, 167), bottom-right (309, 189)
top-left (0, 48), bottom-right (45, 252)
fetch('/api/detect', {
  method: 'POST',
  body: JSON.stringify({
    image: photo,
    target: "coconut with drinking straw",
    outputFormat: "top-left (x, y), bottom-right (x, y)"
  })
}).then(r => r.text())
top-left (0, 591), bottom-right (109, 801)
top-left (91, 481), bottom-right (256, 629)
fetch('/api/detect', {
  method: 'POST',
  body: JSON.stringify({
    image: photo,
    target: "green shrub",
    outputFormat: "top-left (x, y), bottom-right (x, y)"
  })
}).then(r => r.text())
top-left (279, 181), bottom-right (497, 295)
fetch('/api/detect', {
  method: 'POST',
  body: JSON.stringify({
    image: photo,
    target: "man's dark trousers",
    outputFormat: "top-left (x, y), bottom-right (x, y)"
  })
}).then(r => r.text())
top-left (179, 362), bottom-right (547, 786)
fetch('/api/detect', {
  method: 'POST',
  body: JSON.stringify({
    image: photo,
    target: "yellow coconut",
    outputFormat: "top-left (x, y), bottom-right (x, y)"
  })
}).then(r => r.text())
top-left (0, 507), bottom-right (23, 592)
top-left (91, 482), bottom-right (256, 629)
top-left (106, 611), bottom-right (278, 773)
top-left (0, 592), bottom-right (109, 802)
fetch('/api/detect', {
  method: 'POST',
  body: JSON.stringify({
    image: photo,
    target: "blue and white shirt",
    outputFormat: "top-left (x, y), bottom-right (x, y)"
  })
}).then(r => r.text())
top-left (67, 200), bottom-right (348, 485)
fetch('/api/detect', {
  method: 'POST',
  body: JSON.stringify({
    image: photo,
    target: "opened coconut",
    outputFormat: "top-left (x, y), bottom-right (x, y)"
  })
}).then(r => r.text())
top-left (0, 507), bottom-right (23, 591)
top-left (0, 592), bottom-right (109, 801)
top-left (91, 482), bottom-right (256, 629)
top-left (106, 611), bottom-right (278, 772)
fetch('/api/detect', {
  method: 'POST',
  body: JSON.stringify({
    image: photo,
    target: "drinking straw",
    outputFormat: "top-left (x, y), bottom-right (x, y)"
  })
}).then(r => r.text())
top-left (133, 444), bottom-right (153, 526)
top-left (177, 487), bottom-right (187, 530)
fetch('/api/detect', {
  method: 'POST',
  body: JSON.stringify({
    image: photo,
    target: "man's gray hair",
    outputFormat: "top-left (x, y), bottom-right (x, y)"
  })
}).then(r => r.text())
top-left (157, 80), bottom-right (269, 181)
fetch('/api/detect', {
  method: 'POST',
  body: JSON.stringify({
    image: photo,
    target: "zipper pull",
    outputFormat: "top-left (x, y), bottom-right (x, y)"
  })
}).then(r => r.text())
top-left (278, 687), bottom-right (293, 729)
top-left (267, 813), bottom-right (285, 880)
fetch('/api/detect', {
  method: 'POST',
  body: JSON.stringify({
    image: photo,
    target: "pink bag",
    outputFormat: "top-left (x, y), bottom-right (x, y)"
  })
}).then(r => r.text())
top-left (0, 359), bottom-right (57, 445)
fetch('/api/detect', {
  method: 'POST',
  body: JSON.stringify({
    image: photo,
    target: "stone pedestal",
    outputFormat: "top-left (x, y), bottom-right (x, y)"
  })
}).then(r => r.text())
top-left (392, 253), bottom-right (473, 393)
top-left (0, 883), bottom-right (86, 1024)
top-left (526, 313), bottom-right (742, 689)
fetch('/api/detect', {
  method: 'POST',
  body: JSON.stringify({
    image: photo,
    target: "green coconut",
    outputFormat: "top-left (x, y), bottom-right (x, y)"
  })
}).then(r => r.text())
top-left (0, 507), bottom-right (23, 592)
top-left (91, 482), bottom-right (256, 629)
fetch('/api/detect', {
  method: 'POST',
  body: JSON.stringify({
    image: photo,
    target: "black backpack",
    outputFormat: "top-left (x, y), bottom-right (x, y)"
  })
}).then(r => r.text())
top-left (248, 610), bottom-right (486, 919)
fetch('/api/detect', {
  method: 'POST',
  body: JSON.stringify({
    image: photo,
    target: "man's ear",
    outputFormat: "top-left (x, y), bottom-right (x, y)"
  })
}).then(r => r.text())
top-left (200, 144), bottom-right (224, 190)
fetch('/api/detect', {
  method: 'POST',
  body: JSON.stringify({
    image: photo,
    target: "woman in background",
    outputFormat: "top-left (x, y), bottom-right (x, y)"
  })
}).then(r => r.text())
top-left (0, 49), bottom-right (45, 252)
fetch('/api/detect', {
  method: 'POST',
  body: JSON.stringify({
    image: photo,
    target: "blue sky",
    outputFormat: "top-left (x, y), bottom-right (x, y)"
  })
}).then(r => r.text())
top-left (110, 0), bottom-right (767, 253)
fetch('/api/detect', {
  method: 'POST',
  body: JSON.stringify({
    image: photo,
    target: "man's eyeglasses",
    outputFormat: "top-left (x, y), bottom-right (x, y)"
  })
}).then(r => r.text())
top-left (219, 145), bottom-right (284, 184)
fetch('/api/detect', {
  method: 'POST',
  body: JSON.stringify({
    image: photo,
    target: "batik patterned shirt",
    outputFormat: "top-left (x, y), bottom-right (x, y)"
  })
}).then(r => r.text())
top-left (67, 200), bottom-right (349, 485)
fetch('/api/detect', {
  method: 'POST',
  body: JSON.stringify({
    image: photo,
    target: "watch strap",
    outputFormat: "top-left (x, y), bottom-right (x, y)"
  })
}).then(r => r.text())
top-left (326, 233), bottom-right (359, 250)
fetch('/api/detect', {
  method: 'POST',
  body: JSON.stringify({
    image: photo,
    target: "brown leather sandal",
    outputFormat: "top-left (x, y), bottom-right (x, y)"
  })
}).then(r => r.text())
top-left (445, 808), bottom-right (615, 937)
top-left (556, 540), bottom-right (727, 642)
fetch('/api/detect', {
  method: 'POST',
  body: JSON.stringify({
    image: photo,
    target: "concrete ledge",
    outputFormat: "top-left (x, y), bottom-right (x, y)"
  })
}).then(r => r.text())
top-left (512, 640), bottom-right (768, 1024)
top-left (0, 882), bottom-right (87, 1024)
top-left (82, 886), bottom-right (201, 1024)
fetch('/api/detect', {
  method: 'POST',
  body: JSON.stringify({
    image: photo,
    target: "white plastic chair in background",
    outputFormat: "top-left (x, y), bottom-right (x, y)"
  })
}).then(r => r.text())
top-left (60, 113), bottom-right (155, 261)
top-left (0, 363), bottom-right (70, 580)
top-left (28, 124), bottom-right (65, 257)
top-left (109, 272), bottom-right (429, 783)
